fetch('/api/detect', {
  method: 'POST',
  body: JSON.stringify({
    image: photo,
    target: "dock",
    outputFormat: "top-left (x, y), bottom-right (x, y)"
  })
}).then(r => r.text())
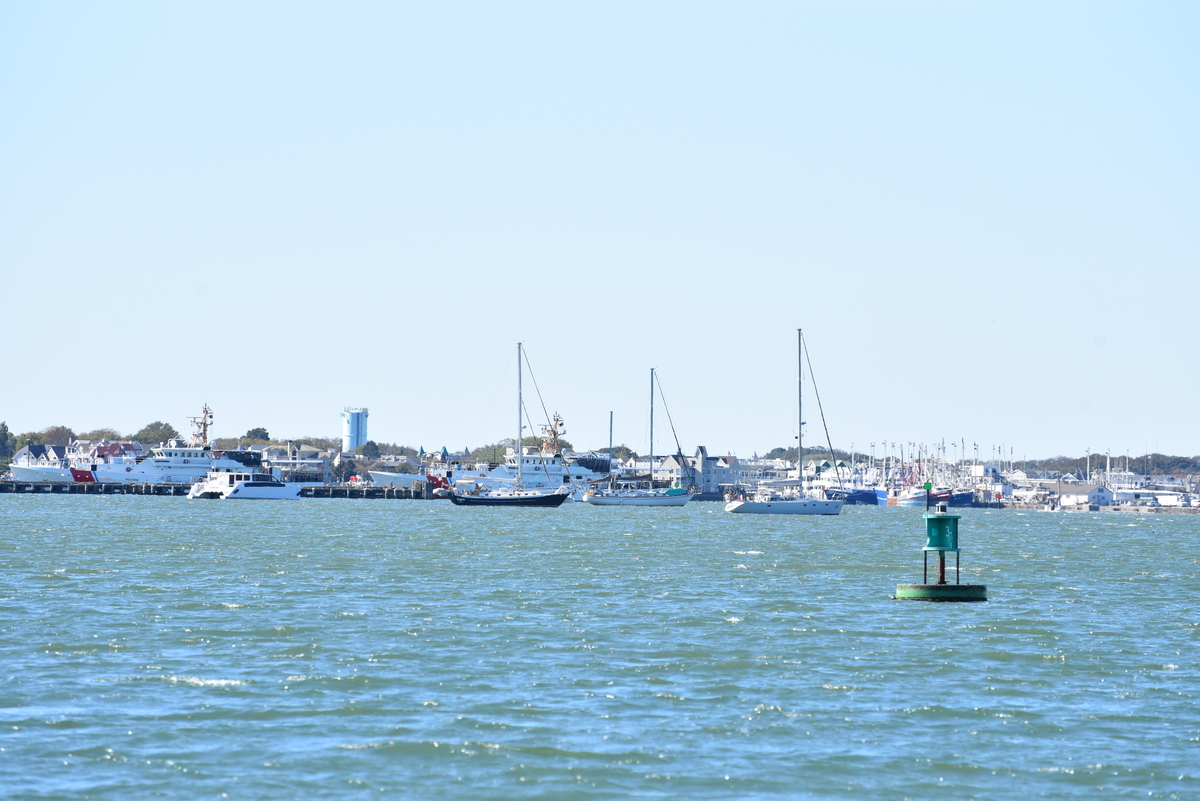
top-left (0, 481), bottom-right (191, 496)
top-left (0, 480), bottom-right (437, 499)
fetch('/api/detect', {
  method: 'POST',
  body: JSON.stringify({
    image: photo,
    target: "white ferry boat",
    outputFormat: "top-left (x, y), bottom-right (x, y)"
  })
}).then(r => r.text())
top-left (187, 470), bottom-right (302, 500)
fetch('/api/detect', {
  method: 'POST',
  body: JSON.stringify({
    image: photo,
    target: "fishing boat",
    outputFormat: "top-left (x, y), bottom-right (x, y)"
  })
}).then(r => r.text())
top-left (823, 487), bottom-right (881, 505)
top-left (447, 343), bottom-right (570, 508)
top-left (725, 329), bottom-right (844, 516)
top-left (583, 368), bottom-right (693, 508)
top-left (894, 486), bottom-right (973, 508)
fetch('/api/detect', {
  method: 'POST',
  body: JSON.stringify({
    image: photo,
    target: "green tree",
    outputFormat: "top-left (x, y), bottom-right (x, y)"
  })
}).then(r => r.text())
top-left (374, 442), bottom-right (418, 457)
top-left (0, 421), bottom-right (15, 458)
top-left (244, 427), bottom-right (271, 441)
top-left (520, 434), bottom-right (573, 452)
top-left (15, 431), bottom-right (42, 450)
top-left (763, 445), bottom-right (850, 462)
top-left (132, 421), bottom-right (180, 445)
top-left (607, 444), bottom-right (639, 460)
top-left (359, 441), bottom-right (381, 460)
top-left (471, 440), bottom-right (512, 464)
top-left (39, 425), bottom-right (75, 446)
top-left (293, 436), bottom-right (341, 452)
top-left (77, 428), bottom-right (124, 441)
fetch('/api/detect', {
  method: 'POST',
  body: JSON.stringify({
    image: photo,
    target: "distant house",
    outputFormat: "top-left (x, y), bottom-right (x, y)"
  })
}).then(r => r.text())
top-left (1048, 482), bottom-right (1113, 506)
top-left (969, 464), bottom-right (1002, 480)
top-left (379, 453), bottom-right (423, 470)
top-left (685, 446), bottom-right (742, 495)
top-left (12, 444), bottom-right (70, 468)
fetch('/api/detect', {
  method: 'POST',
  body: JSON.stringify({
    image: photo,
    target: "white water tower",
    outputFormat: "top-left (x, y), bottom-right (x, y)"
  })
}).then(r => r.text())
top-left (342, 407), bottom-right (368, 453)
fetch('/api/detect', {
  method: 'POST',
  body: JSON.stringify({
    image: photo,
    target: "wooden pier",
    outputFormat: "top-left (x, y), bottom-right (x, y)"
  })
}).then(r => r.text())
top-left (300, 483), bottom-right (430, 499)
top-left (0, 481), bottom-right (190, 496)
top-left (0, 480), bottom-right (437, 499)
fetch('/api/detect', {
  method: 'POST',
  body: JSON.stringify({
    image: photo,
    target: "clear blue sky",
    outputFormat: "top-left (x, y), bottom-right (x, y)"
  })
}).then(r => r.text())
top-left (2, 2), bottom-right (1197, 460)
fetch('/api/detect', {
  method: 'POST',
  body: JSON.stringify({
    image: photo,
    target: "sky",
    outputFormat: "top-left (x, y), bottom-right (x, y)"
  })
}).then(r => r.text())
top-left (2, 2), bottom-right (1197, 461)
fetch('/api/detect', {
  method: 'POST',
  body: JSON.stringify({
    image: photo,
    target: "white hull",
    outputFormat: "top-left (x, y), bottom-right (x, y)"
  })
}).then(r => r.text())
top-left (725, 498), bottom-right (843, 515)
top-left (10, 465), bottom-right (74, 482)
top-left (368, 471), bottom-right (427, 488)
top-left (93, 461), bottom-right (220, 484)
top-left (190, 484), bottom-right (302, 499)
top-left (228, 484), bottom-right (301, 499)
top-left (188, 472), bottom-right (302, 500)
top-left (583, 491), bottom-right (692, 507)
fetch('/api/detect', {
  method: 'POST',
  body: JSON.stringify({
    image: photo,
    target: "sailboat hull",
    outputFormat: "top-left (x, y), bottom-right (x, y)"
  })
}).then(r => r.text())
top-left (582, 492), bottom-right (692, 507)
top-left (725, 499), bottom-right (844, 515)
top-left (448, 490), bottom-right (569, 507)
top-left (824, 488), bottom-right (879, 505)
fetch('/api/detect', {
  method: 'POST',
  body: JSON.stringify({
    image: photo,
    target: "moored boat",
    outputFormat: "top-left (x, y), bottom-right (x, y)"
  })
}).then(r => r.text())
top-left (725, 487), bottom-right (844, 515)
top-left (187, 470), bottom-right (302, 500)
top-left (447, 482), bottom-right (570, 507)
top-left (583, 368), bottom-right (694, 508)
top-left (824, 487), bottom-right (880, 505)
top-left (894, 486), bottom-right (973, 507)
top-left (13, 406), bottom-right (268, 485)
top-left (447, 343), bottom-right (571, 508)
top-left (582, 487), bottom-right (691, 507)
top-left (724, 329), bottom-right (843, 517)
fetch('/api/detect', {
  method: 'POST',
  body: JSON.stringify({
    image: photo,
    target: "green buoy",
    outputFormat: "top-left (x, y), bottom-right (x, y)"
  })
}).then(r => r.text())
top-left (895, 501), bottom-right (988, 602)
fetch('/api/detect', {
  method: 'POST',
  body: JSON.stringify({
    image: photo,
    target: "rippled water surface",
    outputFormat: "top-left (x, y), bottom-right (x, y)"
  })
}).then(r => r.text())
top-left (2, 496), bottom-right (1197, 798)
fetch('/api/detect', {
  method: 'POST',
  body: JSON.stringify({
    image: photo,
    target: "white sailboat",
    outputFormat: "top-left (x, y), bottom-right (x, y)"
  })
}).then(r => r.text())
top-left (725, 330), bottom-right (844, 516)
top-left (448, 343), bottom-right (570, 508)
top-left (583, 368), bottom-right (693, 507)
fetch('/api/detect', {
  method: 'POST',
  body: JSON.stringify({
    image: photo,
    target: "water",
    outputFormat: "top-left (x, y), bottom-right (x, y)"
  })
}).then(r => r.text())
top-left (1, 496), bottom-right (1197, 799)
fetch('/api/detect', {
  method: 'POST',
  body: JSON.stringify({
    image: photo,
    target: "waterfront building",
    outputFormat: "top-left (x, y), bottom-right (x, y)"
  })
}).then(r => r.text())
top-left (1048, 482), bottom-right (1114, 506)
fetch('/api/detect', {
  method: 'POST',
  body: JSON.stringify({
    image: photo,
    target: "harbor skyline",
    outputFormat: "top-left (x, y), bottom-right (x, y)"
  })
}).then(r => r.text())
top-left (2, 404), bottom-right (1195, 471)
top-left (2, 3), bottom-right (1197, 455)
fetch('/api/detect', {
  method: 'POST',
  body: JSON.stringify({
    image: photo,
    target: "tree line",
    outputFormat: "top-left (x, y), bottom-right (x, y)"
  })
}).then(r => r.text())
top-left (0, 421), bottom-right (182, 459)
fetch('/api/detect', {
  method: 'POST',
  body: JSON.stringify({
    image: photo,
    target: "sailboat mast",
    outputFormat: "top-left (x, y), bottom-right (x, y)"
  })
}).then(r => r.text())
top-left (649, 368), bottom-right (655, 490)
top-left (797, 328), bottom-right (804, 492)
top-left (517, 342), bottom-right (523, 487)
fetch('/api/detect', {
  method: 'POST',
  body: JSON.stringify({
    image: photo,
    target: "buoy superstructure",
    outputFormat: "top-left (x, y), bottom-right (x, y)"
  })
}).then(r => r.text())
top-left (895, 501), bottom-right (988, 602)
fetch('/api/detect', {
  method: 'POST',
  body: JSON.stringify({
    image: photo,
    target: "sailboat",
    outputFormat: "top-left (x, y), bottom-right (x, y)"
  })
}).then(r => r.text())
top-left (725, 330), bottom-right (844, 515)
top-left (448, 343), bottom-right (570, 508)
top-left (582, 368), bottom-right (692, 507)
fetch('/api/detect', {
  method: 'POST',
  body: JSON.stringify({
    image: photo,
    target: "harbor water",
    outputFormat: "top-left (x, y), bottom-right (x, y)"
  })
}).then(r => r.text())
top-left (1, 496), bottom-right (1196, 799)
